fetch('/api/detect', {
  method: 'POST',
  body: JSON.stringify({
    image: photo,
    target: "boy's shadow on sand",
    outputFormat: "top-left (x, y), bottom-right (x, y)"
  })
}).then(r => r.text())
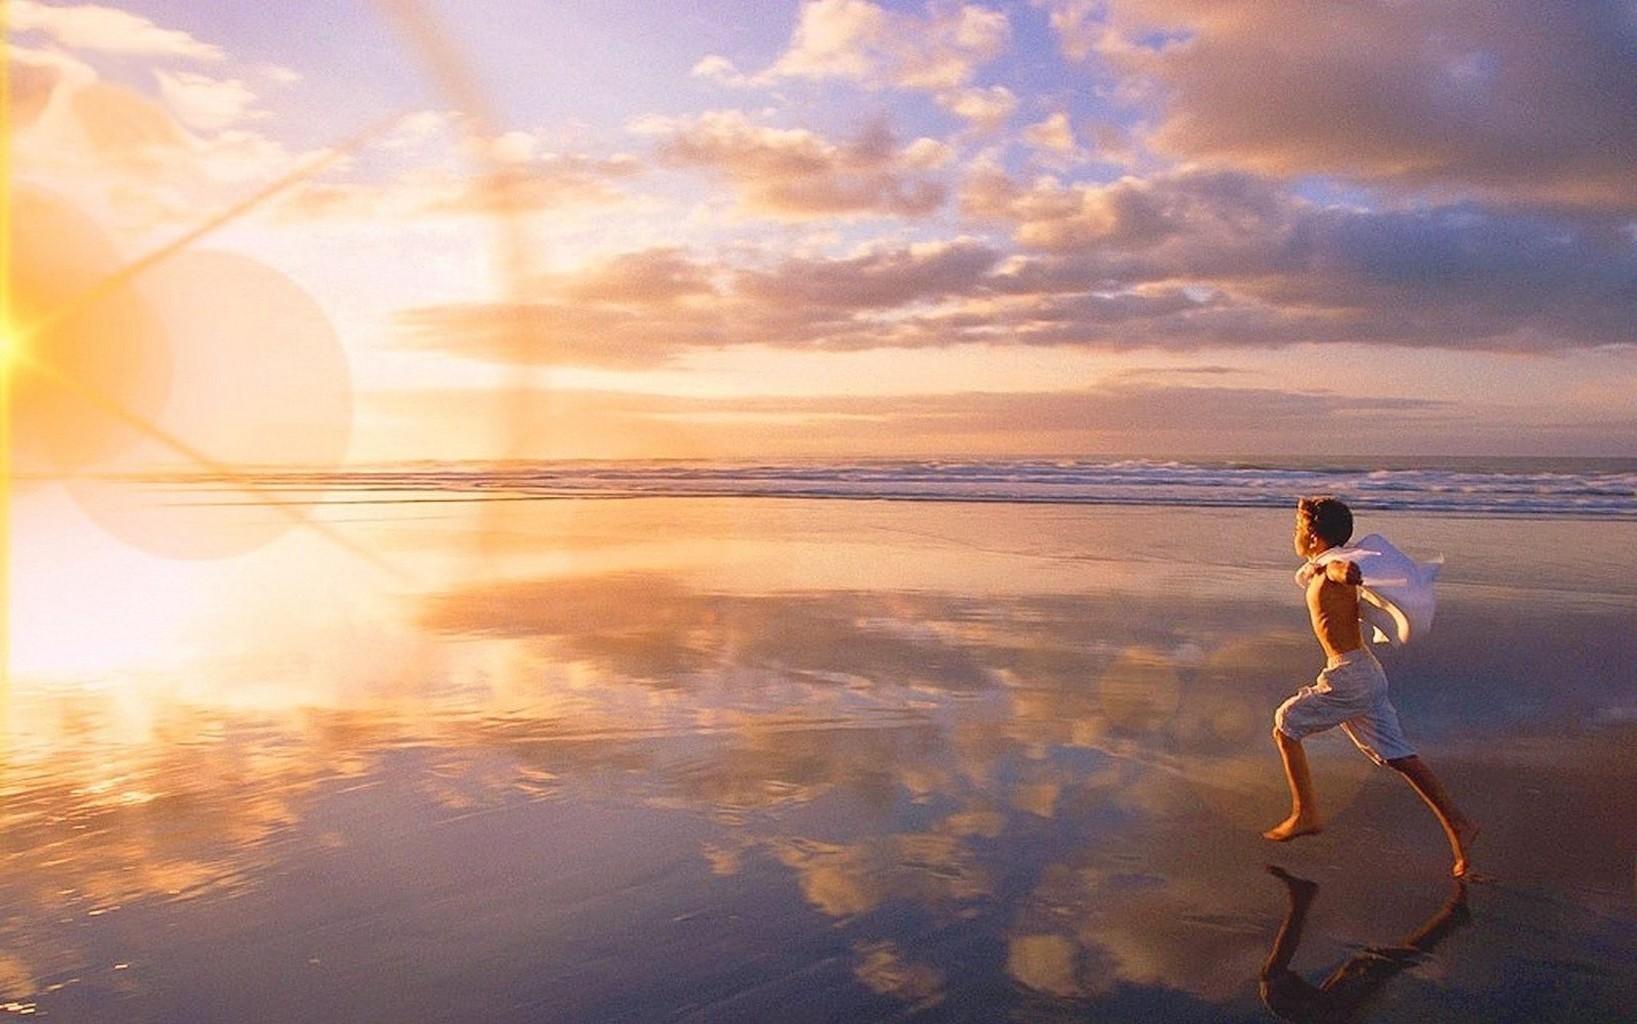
top-left (1259, 866), bottom-right (1469, 1024)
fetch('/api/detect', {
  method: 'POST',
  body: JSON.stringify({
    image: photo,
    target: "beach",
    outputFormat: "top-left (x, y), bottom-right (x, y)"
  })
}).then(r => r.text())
top-left (4, 481), bottom-right (1635, 1022)
top-left (12, 0), bottom-right (1637, 1017)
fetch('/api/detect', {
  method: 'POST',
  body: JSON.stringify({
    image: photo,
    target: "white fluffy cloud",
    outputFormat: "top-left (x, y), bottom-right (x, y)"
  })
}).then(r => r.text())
top-left (760, 0), bottom-right (1012, 90)
top-left (154, 70), bottom-right (262, 131)
top-left (11, 0), bottom-right (225, 60)
top-left (640, 109), bottom-right (948, 219)
top-left (939, 85), bottom-right (1019, 132)
top-left (1023, 112), bottom-right (1078, 157)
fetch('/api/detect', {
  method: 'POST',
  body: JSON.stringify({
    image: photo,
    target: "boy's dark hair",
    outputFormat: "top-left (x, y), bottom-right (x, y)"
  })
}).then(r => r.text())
top-left (1298, 495), bottom-right (1353, 547)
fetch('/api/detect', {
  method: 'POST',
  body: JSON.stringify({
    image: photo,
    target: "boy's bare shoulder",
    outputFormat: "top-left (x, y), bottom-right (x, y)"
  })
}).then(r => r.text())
top-left (1323, 558), bottom-right (1362, 585)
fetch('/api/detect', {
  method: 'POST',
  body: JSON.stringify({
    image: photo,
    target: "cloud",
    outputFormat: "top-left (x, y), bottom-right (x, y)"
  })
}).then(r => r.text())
top-left (392, 299), bottom-right (724, 370)
top-left (641, 109), bottom-right (947, 219)
top-left (938, 84), bottom-right (1019, 132)
top-left (691, 54), bottom-right (748, 86)
top-left (961, 165), bottom-right (1296, 256)
top-left (962, 166), bottom-right (1637, 352)
top-left (392, 237), bottom-right (1011, 370)
top-left (736, 238), bottom-right (1001, 309)
top-left (5, 43), bottom-right (337, 233)
top-left (7, 58), bottom-right (61, 133)
top-left (379, 109), bottom-right (454, 149)
top-left (272, 149), bottom-right (642, 222)
top-left (10, 46), bottom-right (192, 165)
top-left (395, 140), bottom-right (1636, 364)
top-left (1051, 0), bottom-right (1637, 210)
top-left (560, 248), bottom-right (720, 305)
top-left (11, 10), bottom-right (599, 235)
top-left (768, 0), bottom-right (887, 82)
top-left (393, 162), bottom-right (1637, 366)
top-left (1037, 0), bottom-right (1115, 62)
top-left (153, 70), bottom-right (262, 131)
top-left (11, 0), bottom-right (225, 60)
top-left (1023, 111), bottom-right (1079, 158)
top-left (760, 0), bottom-right (1012, 91)
top-left (425, 153), bottom-right (643, 215)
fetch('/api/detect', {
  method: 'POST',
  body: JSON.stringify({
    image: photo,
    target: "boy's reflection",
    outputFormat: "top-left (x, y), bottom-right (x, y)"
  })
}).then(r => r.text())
top-left (1260, 866), bottom-right (1469, 1024)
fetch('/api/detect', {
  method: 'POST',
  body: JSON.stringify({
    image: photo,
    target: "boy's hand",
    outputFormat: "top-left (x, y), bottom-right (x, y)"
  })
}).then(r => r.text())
top-left (1324, 559), bottom-right (1362, 585)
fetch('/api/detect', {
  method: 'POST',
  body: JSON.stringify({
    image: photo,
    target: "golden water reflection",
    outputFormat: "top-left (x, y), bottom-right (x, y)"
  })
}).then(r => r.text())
top-left (4, 498), bottom-right (1636, 1021)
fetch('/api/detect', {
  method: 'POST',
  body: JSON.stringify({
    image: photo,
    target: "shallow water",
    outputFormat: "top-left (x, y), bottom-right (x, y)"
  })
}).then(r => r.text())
top-left (4, 495), bottom-right (1634, 1022)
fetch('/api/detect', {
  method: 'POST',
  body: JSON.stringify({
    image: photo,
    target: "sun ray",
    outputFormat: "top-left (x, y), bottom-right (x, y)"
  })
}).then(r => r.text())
top-left (374, 0), bottom-right (502, 130)
top-left (374, 0), bottom-right (556, 577)
top-left (374, 0), bottom-right (544, 348)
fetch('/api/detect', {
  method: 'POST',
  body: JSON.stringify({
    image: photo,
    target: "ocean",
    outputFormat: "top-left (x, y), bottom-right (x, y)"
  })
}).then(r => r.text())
top-left (191, 454), bottom-right (1637, 517)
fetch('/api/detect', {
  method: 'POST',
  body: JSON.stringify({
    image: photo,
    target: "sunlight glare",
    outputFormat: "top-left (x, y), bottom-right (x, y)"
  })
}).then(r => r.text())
top-left (0, 322), bottom-right (26, 374)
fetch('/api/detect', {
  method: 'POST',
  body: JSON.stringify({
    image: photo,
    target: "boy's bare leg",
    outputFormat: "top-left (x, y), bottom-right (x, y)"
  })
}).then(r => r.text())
top-left (1387, 755), bottom-right (1478, 877)
top-left (1265, 727), bottom-right (1323, 841)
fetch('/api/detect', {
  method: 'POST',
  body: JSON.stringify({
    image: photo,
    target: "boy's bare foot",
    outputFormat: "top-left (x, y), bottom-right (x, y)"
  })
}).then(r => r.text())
top-left (1450, 821), bottom-right (1480, 878)
top-left (1263, 815), bottom-right (1322, 842)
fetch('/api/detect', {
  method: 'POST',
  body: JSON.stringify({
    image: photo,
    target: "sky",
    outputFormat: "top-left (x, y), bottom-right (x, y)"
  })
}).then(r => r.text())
top-left (8, 0), bottom-right (1637, 463)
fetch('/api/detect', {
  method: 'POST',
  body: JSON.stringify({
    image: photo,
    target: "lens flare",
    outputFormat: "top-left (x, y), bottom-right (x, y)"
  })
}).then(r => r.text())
top-left (68, 249), bottom-right (353, 559)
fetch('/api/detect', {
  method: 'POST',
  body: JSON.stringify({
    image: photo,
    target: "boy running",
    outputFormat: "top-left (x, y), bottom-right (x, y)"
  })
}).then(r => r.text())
top-left (1265, 496), bottom-right (1477, 877)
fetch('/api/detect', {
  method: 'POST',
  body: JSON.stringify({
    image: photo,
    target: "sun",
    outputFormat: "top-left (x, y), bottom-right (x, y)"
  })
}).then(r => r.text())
top-left (0, 322), bottom-right (31, 375)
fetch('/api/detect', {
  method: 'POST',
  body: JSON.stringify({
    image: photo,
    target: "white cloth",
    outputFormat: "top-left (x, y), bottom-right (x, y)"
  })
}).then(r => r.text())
top-left (1298, 533), bottom-right (1442, 646)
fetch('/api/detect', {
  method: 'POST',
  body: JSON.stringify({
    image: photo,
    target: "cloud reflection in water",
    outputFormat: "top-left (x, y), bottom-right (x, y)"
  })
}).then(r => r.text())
top-left (3, 501), bottom-right (1634, 1021)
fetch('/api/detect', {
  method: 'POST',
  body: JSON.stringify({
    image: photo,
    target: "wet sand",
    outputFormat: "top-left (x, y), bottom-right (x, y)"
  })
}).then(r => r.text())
top-left (3, 498), bottom-right (1634, 1022)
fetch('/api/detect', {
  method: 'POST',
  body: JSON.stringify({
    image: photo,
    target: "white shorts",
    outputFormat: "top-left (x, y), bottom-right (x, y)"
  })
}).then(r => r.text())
top-left (1274, 649), bottom-right (1416, 765)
